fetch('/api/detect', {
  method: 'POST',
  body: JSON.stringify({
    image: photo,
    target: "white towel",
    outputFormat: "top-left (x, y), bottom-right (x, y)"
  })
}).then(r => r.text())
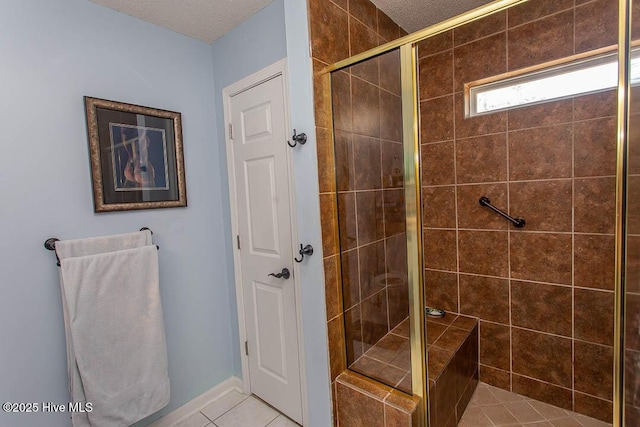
top-left (58, 236), bottom-right (169, 427)
top-left (55, 230), bottom-right (154, 424)
top-left (55, 230), bottom-right (152, 260)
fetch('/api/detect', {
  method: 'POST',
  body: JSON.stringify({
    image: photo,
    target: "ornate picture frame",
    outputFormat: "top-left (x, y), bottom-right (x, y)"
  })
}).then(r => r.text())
top-left (84, 97), bottom-right (187, 212)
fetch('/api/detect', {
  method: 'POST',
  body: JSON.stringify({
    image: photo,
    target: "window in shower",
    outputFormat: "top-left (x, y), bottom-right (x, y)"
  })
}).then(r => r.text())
top-left (330, 47), bottom-right (412, 394)
top-left (466, 46), bottom-right (640, 117)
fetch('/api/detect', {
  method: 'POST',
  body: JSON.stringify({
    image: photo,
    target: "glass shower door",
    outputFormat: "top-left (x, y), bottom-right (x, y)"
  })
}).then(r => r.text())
top-left (330, 47), bottom-right (415, 394)
top-left (625, 1), bottom-right (640, 424)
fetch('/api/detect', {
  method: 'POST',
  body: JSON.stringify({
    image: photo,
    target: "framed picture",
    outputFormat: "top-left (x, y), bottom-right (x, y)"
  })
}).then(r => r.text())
top-left (84, 97), bottom-right (187, 212)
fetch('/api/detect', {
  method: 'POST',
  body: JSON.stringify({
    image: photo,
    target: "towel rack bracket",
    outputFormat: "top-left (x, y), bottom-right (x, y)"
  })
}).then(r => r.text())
top-left (44, 238), bottom-right (59, 251)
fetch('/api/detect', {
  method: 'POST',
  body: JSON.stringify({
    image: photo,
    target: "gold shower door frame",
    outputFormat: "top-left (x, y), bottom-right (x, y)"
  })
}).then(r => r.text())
top-left (615, 1), bottom-right (631, 426)
top-left (321, 0), bottom-right (633, 424)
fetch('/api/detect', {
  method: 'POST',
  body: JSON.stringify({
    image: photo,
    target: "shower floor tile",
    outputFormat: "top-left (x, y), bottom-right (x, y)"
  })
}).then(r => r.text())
top-left (459, 382), bottom-right (612, 427)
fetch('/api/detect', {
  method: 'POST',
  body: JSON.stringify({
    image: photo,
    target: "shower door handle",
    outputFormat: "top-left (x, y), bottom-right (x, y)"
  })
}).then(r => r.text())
top-left (268, 268), bottom-right (290, 280)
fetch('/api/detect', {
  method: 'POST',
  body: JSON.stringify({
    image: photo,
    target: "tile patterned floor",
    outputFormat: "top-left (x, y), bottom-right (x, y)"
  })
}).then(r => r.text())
top-left (174, 391), bottom-right (299, 427)
top-left (459, 382), bottom-right (612, 427)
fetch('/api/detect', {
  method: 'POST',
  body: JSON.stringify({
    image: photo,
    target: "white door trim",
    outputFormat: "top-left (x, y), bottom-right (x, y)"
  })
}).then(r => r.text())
top-left (222, 59), bottom-right (308, 425)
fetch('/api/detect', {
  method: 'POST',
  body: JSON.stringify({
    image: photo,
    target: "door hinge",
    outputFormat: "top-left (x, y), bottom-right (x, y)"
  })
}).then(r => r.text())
top-left (244, 341), bottom-right (249, 356)
top-left (236, 235), bottom-right (241, 250)
top-left (228, 123), bottom-right (233, 139)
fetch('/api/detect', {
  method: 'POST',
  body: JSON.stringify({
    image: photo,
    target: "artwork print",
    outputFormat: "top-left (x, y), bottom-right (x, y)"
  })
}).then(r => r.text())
top-left (109, 124), bottom-right (169, 191)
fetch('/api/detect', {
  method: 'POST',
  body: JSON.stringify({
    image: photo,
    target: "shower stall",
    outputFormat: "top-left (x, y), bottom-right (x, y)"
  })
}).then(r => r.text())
top-left (319, 0), bottom-right (640, 425)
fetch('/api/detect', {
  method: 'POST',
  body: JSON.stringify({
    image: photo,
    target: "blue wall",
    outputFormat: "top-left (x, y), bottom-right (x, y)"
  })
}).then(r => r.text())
top-left (210, 0), bottom-right (288, 378)
top-left (210, 2), bottom-right (332, 424)
top-left (283, 0), bottom-right (332, 425)
top-left (0, 0), bottom-right (236, 425)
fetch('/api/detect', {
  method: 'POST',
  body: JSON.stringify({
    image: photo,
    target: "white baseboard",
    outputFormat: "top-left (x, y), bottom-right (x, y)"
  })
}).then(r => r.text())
top-left (148, 376), bottom-right (244, 427)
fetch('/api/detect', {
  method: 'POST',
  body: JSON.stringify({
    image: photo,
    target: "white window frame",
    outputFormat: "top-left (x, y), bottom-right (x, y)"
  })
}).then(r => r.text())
top-left (465, 44), bottom-right (640, 117)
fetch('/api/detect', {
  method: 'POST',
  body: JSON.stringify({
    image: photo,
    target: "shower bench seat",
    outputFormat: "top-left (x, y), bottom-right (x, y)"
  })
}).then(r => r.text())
top-left (427, 313), bottom-right (479, 427)
top-left (334, 314), bottom-right (478, 427)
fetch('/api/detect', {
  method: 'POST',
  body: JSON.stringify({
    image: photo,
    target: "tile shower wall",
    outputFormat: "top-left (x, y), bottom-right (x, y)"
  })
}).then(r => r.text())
top-left (307, 0), bottom-right (411, 425)
top-left (418, 0), bottom-right (619, 423)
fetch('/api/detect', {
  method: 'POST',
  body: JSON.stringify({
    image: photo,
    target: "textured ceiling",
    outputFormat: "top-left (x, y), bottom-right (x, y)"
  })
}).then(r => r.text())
top-left (88, 0), bottom-right (494, 44)
top-left (370, 0), bottom-right (494, 33)
top-left (88, 0), bottom-right (274, 43)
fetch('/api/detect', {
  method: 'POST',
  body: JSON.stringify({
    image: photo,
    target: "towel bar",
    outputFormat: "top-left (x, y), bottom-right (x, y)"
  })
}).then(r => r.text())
top-left (44, 228), bottom-right (159, 266)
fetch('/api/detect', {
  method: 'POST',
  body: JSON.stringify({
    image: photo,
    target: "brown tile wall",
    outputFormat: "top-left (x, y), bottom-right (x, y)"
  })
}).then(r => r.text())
top-left (308, 0), bottom-right (412, 425)
top-left (418, 0), bottom-right (619, 423)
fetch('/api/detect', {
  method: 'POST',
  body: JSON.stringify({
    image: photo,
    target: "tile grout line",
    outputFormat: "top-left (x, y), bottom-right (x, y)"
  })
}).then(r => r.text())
top-left (198, 392), bottom-right (250, 424)
top-left (422, 226), bottom-right (612, 235)
top-left (335, 379), bottom-right (390, 403)
top-left (340, 232), bottom-right (406, 255)
top-left (421, 267), bottom-right (615, 292)
top-left (501, 398), bottom-right (547, 425)
top-left (420, 174), bottom-right (618, 187)
top-left (350, 72), bottom-right (404, 99)
top-left (448, 7), bottom-right (578, 59)
top-left (337, 187), bottom-right (403, 194)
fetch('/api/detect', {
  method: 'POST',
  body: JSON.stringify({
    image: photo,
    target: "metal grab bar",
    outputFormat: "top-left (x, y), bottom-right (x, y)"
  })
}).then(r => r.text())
top-left (479, 197), bottom-right (526, 228)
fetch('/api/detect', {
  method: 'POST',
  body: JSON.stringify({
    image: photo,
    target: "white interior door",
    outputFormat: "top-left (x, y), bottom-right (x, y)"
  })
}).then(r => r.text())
top-left (228, 73), bottom-right (303, 424)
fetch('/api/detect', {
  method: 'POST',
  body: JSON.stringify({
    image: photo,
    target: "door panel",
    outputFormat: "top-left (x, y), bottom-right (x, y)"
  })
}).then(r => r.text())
top-left (244, 157), bottom-right (280, 256)
top-left (229, 74), bottom-right (303, 424)
top-left (241, 102), bottom-right (273, 142)
top-left (253, 280), bottom-right (287, 381)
